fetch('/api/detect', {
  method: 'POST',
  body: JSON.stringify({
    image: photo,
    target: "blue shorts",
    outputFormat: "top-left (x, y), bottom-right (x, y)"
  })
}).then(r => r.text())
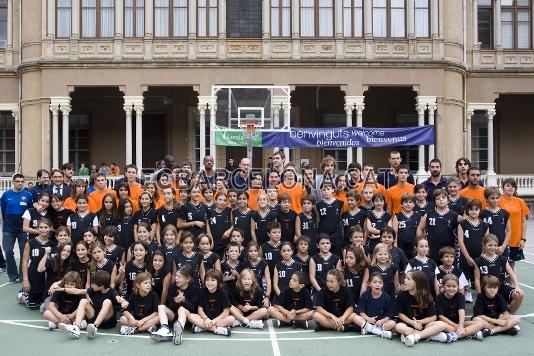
top-left (500, 283), bottom-right (516, 303)
top-left (508, 247), bottom-right (524, 262)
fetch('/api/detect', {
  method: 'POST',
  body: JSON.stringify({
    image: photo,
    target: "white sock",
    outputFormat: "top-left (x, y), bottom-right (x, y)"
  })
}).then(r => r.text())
top-left (370, 326), bottom-right (384, 336)
top-left (414, 334), bottom-right (421, 342)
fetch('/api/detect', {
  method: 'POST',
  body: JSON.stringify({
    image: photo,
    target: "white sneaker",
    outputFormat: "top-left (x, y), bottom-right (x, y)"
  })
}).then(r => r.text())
top-left (429, 332), bottom-right (448, 343)
top-left (513, 325), bottom-right (521, 332)
top-left (86, 323), bottom-right (97, 338)
top-left (213, 327), bottom-right (231, 336)
top-left (232, 319), bottom-right (242, 328)
top-left (247, 320), bottom-right (264, 329)
top-left (150, 326), bottom-right (173, 342)
top-left (471, 330), bottom-right (484, 340)
top-left (404, 334), bottom-right (415, 347)
top-left (381, 330), bottom-right (392, 339)
top-left (465, 289), bottom-right (474, 303)
top-left (120, 325), bottom-right (136, 335)
top-left (79, 320), bottom-right (88, 330)
top-left (193, 325), bottom-right (205, 333)
top-left (48, 321), bottom-right (58, 330)
top-left (173, 321), bottom-right (184, 345)
top-left (59, 323), bottom-right (80, 339)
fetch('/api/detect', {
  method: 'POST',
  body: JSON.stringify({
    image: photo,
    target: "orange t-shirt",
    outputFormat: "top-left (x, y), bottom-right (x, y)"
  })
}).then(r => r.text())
top-left (110, 166), bottom-right (120, 176)
top-left (64, 196), bottom-right (97, 213)
top-left (459, 185), bottom-right (487, 208)
top-left (499, 195), bottom-right (530, 247)
top-left (128, 182), bottom-right (143, 203)
top-left (89, 189), bottom-right (117, 212)
top-left (277, 182), bottom-right (307, 213)
top-left (354, 181), bottom-right (387, 205)
top-left (247, 189), bottom-right (265, 211)
top-left (116, 197), bottom-right (139, 213)
top-left (386, 183), bottom-right (415, 215)
top-left (333, 191), bottom-right (350, 212)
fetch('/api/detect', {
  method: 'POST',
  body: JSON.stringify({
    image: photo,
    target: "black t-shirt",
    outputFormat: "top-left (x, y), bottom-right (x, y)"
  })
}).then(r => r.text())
top-left (317, 199), bottom-right (343, 236)
top-left (198, 287), bottom-right (231, 319)
top-left (425, 210), bottom-right (458, 261)
top-left (276, 287), bottom-right (312, 310)
top-left (261, 241), bottom-right (282, 274)
top-left (343, 267), bottom-right (364, 305)
top-left (166, 283), bottom-right (199, 313)
top-left (242, 259), bottom-right (269, 291)
top-left (50, 290), bottom-right (82, 314)
top-left (395, 211), bottom-right (421, 247)
top-left (124, 261), bottom-right (148, 296)
top-left (70, 258), bottom-right (90, 286)
top-left (157, 205), bottom-right (180, 235)
top-left (27, 238), bottom-right (57, 294)
top-left (126, 291), bottom-right (160, 319)
top-left (312, 253), bottom-right (340, 290)
top-left (232, 208), bottom-right (255, 245)
top-left (253, 209), bottom-right (278, 246)
top-left (151, 267), bottom-right (171, 299)
top-left (50, 208), bottom-right (74, 231)
top-left (436, 292), bottom-right (465, 324)
top-left (460, 219), bottom-right (488, 259)
top-left (114, 217), bottom-right (135, 250)
top-left (105, 245), bottom-right (125, 267)
top-left (87, 287), bottom-right (120, 310)
top-left (207, 207), bottom-right (232, 252)
top-left (368, 264), bottom-right (398, 297)
top-left (231, 287), bottom-right (264, 308)
top-left (473, 293), bottom-right (508, 319)
top-left (396, 291), bottom-right (436, 319)
top-left (341, 209), bottom-right (367, 245)
top-left (297, 212), bottom-right (318, 255)
top-left (133, 208), bottom-right (158, 227)
top-left (179, 202), bottom-right (209, 238)
top-left (174, 251), bottom-right (203, 287)
top-left (277, 209), bottom-right (298, 243)
top-left (481, 208), bottom-right (509, 245)
top-left (275, 260), bottom-right (302, 293)
top-left (317, 286), bottom-right (354, 317)
top-left (448, 196), bottom-right (467, 216)
top-left (474, 255), bottom-right (508, 283)
top-left (356, 290), bottom-right (395, 319)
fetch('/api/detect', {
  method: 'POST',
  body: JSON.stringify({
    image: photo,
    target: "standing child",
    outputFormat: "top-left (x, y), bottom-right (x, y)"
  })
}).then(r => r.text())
top-left (406, 237), bottom-right (440, 297)
top-left (89, 242), bottom-right (117, 288)
top-left (43, 271), bottom-right (83, 329)
top-left (353, 273), bottom-right (396, 338)
top-left (231, 191), bottom-right (256, 245)
top-left (474, 234), bottom-right (524, 314)
top-left (20, 218), bottom-right (57, 308)
top-left (242, 241), bottom-right (271, 301)
top-left (133, 191), bottom-right (158, 243)
top-left (447, 177), bottom-right (467, 216)
top-left (360, 185), bottom-right (375, 212)
top-left (343, 226), bottom-right (368, 263)
top-left (119, 272), bottom-right (160, 335)
top-left (276, 193), bottom-right (297, 243)
top-left (230, 269), bottom-right (268, 329)
top-left (222, 242), bottom-right (243, 294)
top-left (268, 271), bottom-right (314, 328)
top-left (362, 243), bottom-right (399, 298)
top-left (58, 271), bottom-right (128, 339)
top-left (391, 193), bottom-right (421, 259)
top-left (49, 194), bottom-right (73, 231)
top-left (189, 269), bottom-right (234, 336)
top-left (341, 191), bottom-right (367, 248)
top-left (207, 192), bottom-right (233, 256)
top-left (173, 231), bottom-right (203, 287)
top-left (261, 221), bottom-right (283, 280)
top-left (413, 184), bottom-right (431, 216)
top-left (343, 247), bottom-right (367, 306)
top-left (22, 192), bottom-right (50, 240)
top-left (309, 235), bottom-right (342, 295)
top-left (151, 266), bottom-right (199, 344)
top-left (114, 198), bottom-right (135, 250)
top-left (294, 236), bottom-right (311, 273)
top-left (482, 186), bottom-right (511, 258)
top-left (252, 192), bottom-right (278, 246)
top-left (198, 233), bottom-right (222, 282)
top-left (316, 182), bottom-right (344, 257)
top-left (67, 194), bottom-right (99, 245)
top-left (177, 186), bottom-right (209, 239)
top-left (273, 242), bottom-right (301, 297)
top-left (97, 193), bottom-right (117, 231)
top-left (117, 241), bottom-right (150, 297)
top-left (157, 187), bottom-right (180, 242)
top-left (473, 275), bottom-right (521, 336)
top-left (295, 195), bottom-right (318, 255)
top-left (150, 250), bottom-right (172, 304)
top-left (102, 225), bottom-right (125, 268)
top-left (70, 241), bottom-right (91, 288)
top-left (436, 246), bottom-right (468, 294)
top-left (458, 199), bottom-right (489, 302)
top-left (365, 193), bottom-right (391, 254)
top-left (395, 270), bottom-right (451, 347)
top-left (161, 225), bottom-right (181, 271)
top-left (313, 269), bottom-right (355, 332)
top-left (437, 274), bottom-right (485, 340)
top-left (379, 226), bottom-right (408, 274)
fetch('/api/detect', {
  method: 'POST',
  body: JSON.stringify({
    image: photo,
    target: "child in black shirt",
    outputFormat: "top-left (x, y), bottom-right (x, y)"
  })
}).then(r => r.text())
top-left (229, 269), bottom-right (269, 329)
top-left (119, 272), bottom-right (160, 335)
top-left (43, 271), bottom-right (83, 330)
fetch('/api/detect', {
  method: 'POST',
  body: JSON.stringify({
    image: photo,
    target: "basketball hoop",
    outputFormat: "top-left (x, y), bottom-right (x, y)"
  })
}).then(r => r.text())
top-left (240, 119), bottom-right (262, 139)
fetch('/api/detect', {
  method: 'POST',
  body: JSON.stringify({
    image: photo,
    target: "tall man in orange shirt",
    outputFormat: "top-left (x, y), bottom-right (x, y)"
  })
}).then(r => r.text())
top-left (277, 163), bottom-right (307, 213)
top-left (459, 167), bottom-right (487, 208)
top-left (247, 174), bottom-right (265, 211)
top-left (89, 173), bottom-right (117, 212)
top-left (386, 164), bottom-right (415, 215)
top-left (123, 164), bottom-right (143, 203)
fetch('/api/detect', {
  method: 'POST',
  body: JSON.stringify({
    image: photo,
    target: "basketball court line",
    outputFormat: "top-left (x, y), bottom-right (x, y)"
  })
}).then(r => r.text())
top-left (267, 319), bottom-right (281, 356)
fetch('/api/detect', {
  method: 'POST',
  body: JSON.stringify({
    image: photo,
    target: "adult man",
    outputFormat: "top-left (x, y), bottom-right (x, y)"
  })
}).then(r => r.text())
top-left (29, 169), bottom-right (50, 202)
top-left (89, 173), bottom-right (116, 212)
top-left (277, 163), bottom-right (307, 213)
top-left (115, 164), bottom-right (144, 187)
top-left (247, 174), bottom-right (265, 211)
top-left (122, 164), bottom-right (143, 202)
top-left (228, 158), bottom-right (251, 190)
top-left (377, 150), bottom-right (415, 189)
top-left (199, 155), bottom-right (216, 188)
top-left (422, 159), bottom-right (448, 201)
top-left (459, 166), bottom-right (487, 207)
top-left (386, 164), bottom-right (415, 215)
top-left (225, 157), bottom-right (237, 173)
top-left (46, 169), bottom-right (71, 200)
top-left (0, 174), bottom-right (33, 282)
top-left (270, 151), bottom-right (285, 177)
top-left (62, 163), bottom-right (76, 186)
top-left (267, 171), bottom-right (281, 189)
top-left (354, 163), bottom-right (387, 203)
top-left (455, 157), bottom-right (471, 189)
top-left (301, 164), bottom-right (318, 199)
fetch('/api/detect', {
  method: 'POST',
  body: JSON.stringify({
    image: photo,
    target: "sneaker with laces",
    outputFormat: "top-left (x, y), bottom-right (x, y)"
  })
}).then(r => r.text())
top-left (213, 327), bottom-right (231, 336)
top-left (232, 319), bottom-right (242, 328)
top-left (381, 330), bottom-right (392, 339)
top-left (147, 325), bottom-right (158, 333)
top-left (469, 330), bottom-right (484, 340)
top-left (150, 326), bottom-right (173, 342)
top-left (193, 325), bottom-right (204, 333)
top-left (276, 320), bottom-right (289, 328)
top-left (429, 332), bottom-right (449, 343)
top-left (464, 289), bottom-right (474, 303)
top-left (59, 323), bottom-right (80, 339)
top-left (292, 320), bottom-right (308, 329)
top-left (79, 320), bottom-right (88, 330)
top-left (120, 325), bottom-right (136, 335)
top-left (86, 323), bottom-right (97, 338)
top-left (504, 327), bottom-right (518, 336)
top-left (404, 334), bottom-right (415, 347)
top-left (513, 325), bottom-right (521, 332)
top-left (48, 321), bottom-right (58, 330)
top-left (361, 321), bottom-right (374, 335)
top-left (446, 332), bottom-right (459, 343)
top-left (247, 320), bottom-right (264, 329)
top-left (481, 328), bottom-right (493, 338)
top-left (173, 321), bottom-right (184, 345)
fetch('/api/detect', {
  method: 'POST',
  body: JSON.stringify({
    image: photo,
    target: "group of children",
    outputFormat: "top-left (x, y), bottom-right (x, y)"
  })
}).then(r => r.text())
top-left (16, 171), bottom-right (526, 347)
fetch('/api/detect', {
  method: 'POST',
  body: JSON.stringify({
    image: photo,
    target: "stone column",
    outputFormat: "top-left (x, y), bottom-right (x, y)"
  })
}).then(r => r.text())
top-left (466, 107), bottom-right (474, 160)
top-left (210, 102), bottom-right (218, 161)
top-left (407, 0), bottom-right (415, 37)
top-left (281, 101), bottom-right (291, 160)
top-left (5, 0), bottom-right (13, 67)
top-left (416, 100), bottom-right (427, 175)
top-left (12, 108), bottom-right (20, 173)
top-left (144, 0), bottom-right (154, 60)
top-left (354, 96), bottom-right (365, 164)
top-left (124, 103), bottom-right (133, 165)
top-left (431, 0), bottom-right (439, 37)
top-left (72, 0), bottom-right (80, 37)
top-left (291, 0), bottom-right (300, 59)
top-left (486, 108), bottom-right (496, 175)
top-left (427, 102), bottom-right (437, 161)
top-left (494, 0), bottom-right (501, 49)
top-left (49, 103), bottom-right (60, 169)
top-left (218, 0), bottom-right (226, 38)
top-left (134, 102), bottom-right (144, 174)
top-left (262, 0), bottom-right (270, 37)
top-left (364, 0), bottom-right (372, 37)
top-left (198, 96), bottom-right (210, 167)
top-left (344, 97), bottom-right (355, 164)
top-left (60, 101), bottom-right (72, 164)
top-left (272, 98), bottom-right (282, 153)
top-left (472, 0), bottom-right (478, 45)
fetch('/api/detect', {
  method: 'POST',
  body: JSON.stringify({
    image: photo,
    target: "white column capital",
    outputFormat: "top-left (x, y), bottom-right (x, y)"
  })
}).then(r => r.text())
top-left (123, 103), bottom-right (133, 113)
top-left (50, 96), bottom-right (72, 107)
top-left (49, 103), bottom-right (60, 113)
top-left (60, 103), bottom-right (72, 115)
top-left (467, 103), bottom-right (496, 115)
top-left (427, 103), bottom-right (437, 113)
top-left (134, 104), bottom-right (144, 114)
top-left (486, 108), bottom-right (496, 118)
top-left (198, 96), bottom-right (211, 112)
top-left (416, 104), bottom-right (427, 114)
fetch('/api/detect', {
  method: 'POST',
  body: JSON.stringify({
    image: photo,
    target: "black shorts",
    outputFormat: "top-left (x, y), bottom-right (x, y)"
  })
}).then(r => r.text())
top-left (508, 247), bottom-right (524, 262)
top-left (499, 283), bottom-right (516, 303)
top-left (25, 292), bottom-right (44, 309)
top-left (90, 309), bottom-right (117, 329)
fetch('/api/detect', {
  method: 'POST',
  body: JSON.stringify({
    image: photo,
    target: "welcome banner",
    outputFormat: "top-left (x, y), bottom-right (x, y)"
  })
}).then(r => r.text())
top-left (215, 125), bottom-right (434, 148)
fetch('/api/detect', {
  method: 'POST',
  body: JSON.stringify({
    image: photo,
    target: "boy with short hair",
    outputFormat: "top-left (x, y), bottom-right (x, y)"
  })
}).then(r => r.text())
top-left (436, 246), bottom-right (468, 294)
top-left (277, 193), bottom-right (297, 243)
